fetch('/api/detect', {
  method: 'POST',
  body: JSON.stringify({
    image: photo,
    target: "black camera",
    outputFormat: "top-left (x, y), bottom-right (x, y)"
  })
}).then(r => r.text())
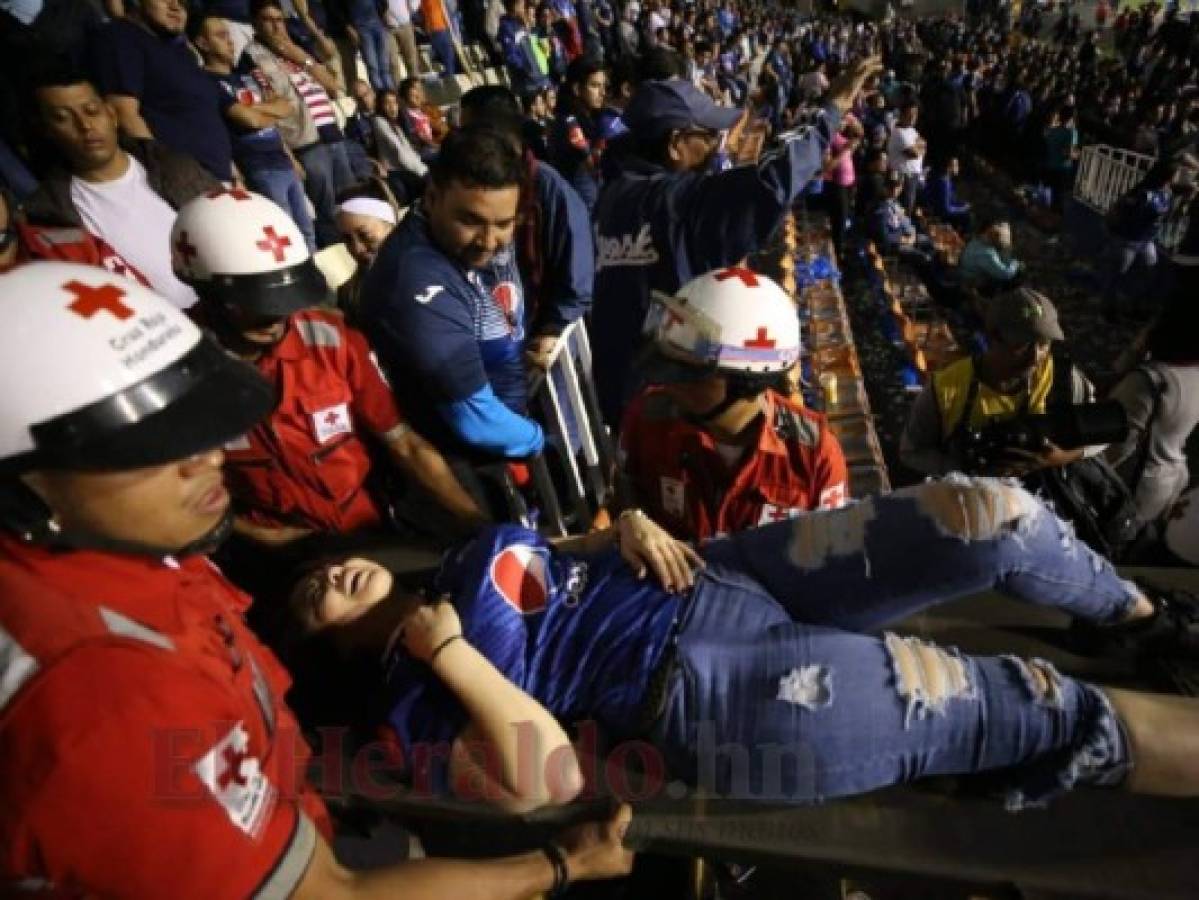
top-left (957, 401), bottom-right (1129, 472)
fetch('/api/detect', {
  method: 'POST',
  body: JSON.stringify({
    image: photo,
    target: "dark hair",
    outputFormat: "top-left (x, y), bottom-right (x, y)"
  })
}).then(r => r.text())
top-left (335, 177), bottom-right (401, 210)
top-left (636, 46), bottom-right (687, 83)
top-left (186, 10), bottom-right (221, 42)
top-left (460, 84), bottom-right (523, 120)
top-left (398, 76), bottom-right (421, 103)
top-left (607, 56), bottom-right (636, 96)
top-left (561, 55), bottom-right (605, 120)
top-left (250, 0), bottom-right (284, 18)
top-left (375, 88), bottom-right (398, 118)
top-left (565, 55), bottom-right (605, 91)
top-left (428, 124), bottom-right (523, 190)
top-left (634, 118), bottom-right (689, 167)
top-left (459, 86), bottom-right (526, 148)
top-left (27, 64), bottom-right (99, 102)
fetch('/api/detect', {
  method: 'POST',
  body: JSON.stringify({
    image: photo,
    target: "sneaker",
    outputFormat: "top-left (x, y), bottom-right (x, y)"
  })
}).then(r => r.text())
top-left (1122, 581), bottom-right (1199, 659)
top-left (1070, 582), bottom-right (1199, 660)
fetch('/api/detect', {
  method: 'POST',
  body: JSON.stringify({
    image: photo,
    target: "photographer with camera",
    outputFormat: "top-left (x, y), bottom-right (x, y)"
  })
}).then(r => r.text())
top-left (901, 288), bottom-right (1142, 559)
top-left (901, 288), bottom-right (1095, 479)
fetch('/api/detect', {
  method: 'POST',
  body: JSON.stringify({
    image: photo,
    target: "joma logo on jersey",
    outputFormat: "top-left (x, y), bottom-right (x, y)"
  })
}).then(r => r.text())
top-left (595, 223), bottom-right (659, 270)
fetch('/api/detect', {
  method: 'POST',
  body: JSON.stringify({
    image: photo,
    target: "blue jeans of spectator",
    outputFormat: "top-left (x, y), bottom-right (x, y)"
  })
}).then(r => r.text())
top-left (297, 141), bottom-right (356, 248)
top-left (650, 476), bottom-right (1136, 805)
top-left (429, 28), bottom-right (457, 75)
top-left (345, 139), bottom-right (375, 181)
top-left (246, 166), bottom-right (317, 252)
top-left (355, 18), bottom-right (396, 91)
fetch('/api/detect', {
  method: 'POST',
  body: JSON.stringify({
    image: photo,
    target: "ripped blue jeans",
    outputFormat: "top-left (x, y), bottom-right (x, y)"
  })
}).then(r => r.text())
top-left (650, 477), bottom-right (1135, 807)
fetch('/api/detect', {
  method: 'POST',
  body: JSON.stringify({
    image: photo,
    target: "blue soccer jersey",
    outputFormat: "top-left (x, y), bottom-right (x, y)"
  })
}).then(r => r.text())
top-left (383, 525), bottom-right (680, 791)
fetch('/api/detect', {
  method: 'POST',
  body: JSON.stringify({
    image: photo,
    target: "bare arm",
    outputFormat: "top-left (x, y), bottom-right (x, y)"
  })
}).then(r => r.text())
top-left (384, 426), bottom-right (488, 525)
top-left (552, 510), bottom-right (702, 594)
top-left (107, 95), bottom-right (154, 140)
top-left (232, 516), bottom-right (313, 545)
top-left (402, 601), bottom-right (582, 811)
top-left (264, 33), bottom-right (342, 95)
top-left (225, 97), bottom-right (296, 130)
top-left (294, 804), bottom-right (633, 898)
top-left (899, 383), bottom-right (958, 476)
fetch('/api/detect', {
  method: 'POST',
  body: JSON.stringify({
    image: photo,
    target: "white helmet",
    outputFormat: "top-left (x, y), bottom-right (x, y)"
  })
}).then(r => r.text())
top-left (171, 188), bottom-right (327, 318)
top-left (644, 266), bottom-right (801, 384)
top-left (0, 262), bottom-right (274, 475)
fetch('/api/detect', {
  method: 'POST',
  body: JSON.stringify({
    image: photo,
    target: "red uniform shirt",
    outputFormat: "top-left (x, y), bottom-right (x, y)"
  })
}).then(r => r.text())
top-left (0, 536), bottom-right (330, 898)
top-left (620, 387), bottom-right (850, 542)
top-left (223, 309), bottom-right (405, 533)
top-left (17, 222), bottom-right (152, 286)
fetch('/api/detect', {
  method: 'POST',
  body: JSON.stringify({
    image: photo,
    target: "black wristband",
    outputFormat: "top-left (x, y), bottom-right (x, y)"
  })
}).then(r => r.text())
top-left (428, 633), bottom-right (462, 666)
top-left (543, 842), bottom-right (570, 897)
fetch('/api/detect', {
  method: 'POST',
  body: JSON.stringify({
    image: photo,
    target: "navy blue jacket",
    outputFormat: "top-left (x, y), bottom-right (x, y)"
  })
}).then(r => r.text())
top-left (523, 159), bottom-right (594, 335)
top-left (590, 105), bottom-right (840, 426)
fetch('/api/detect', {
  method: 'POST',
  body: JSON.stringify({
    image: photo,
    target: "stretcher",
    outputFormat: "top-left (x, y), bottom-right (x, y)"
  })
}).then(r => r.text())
top-left (315, 567), bottom-right (1199, 898)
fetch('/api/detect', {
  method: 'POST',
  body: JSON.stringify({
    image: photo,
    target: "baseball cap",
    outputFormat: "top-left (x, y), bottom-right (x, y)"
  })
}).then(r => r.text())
top-left (622, 79), bottom-right (743, 138)
top-left (985, 288), bottom-right (1065, 344)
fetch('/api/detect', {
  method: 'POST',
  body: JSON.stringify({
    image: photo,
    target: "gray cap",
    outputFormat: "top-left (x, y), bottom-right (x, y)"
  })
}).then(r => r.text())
top-left (985, 287), bottom-right (1065, 344)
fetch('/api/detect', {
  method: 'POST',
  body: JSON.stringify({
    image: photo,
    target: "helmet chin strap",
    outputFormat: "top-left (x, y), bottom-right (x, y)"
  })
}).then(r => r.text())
top-left (1, 479), bottom-right (235, 559)
top-left (207, 310), bottom-right (286, 357)
top-left (689, 375), bottom-right (766, 427)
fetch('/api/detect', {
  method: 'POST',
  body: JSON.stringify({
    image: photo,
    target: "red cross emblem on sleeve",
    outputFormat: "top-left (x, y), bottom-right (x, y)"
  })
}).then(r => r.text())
top-left (714, 266), bottom-right (760, 287)
top-left (743, 327), bottom-right (775, 349)
top-left (255, 226), bottom-right (292, 262)
top-left (63, 280), bottom-right (134, 321)
top-left (206, 188), bottom-right (253, 201)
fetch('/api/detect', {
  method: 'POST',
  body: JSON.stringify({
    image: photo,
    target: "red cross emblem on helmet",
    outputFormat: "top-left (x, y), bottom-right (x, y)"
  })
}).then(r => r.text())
top-left (255, 226), bottom-right (293, 263)
top-left (63, 280), bottom-right (135, 321)
top-left (714, 266), bottom-right (760, 287)
top-left (207, 188), bottom-right (253, 201)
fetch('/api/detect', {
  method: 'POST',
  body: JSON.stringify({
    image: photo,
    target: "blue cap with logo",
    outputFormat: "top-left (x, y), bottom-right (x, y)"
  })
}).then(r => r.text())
top-left (622, 79), bottom-right (743, 138)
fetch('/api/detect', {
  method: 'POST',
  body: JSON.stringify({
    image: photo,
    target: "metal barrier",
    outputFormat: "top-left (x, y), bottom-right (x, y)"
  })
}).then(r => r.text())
top-left (528, 320), bottom-right (618, 536)
top-left (1073, 144), bottom-right (1191, 252)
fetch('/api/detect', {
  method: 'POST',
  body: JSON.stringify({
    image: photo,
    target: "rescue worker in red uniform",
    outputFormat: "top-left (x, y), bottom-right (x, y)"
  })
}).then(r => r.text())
top-left (620, 267), bottom-right (849, 542)
top-left (1, 183), bottom-right (149, 281)
top-left (170, 189), bottom-right (487, 550)
top-left (0, 261), bottom-right (633, 897)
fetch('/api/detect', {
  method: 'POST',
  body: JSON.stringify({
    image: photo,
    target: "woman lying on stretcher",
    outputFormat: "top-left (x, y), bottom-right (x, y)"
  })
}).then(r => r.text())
top-left (285, 476), bottom-right (1199, 812)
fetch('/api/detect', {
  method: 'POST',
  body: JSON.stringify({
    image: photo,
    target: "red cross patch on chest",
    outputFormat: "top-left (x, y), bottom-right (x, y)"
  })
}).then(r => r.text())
top-left (312, 403), bottom-right (353, 444)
